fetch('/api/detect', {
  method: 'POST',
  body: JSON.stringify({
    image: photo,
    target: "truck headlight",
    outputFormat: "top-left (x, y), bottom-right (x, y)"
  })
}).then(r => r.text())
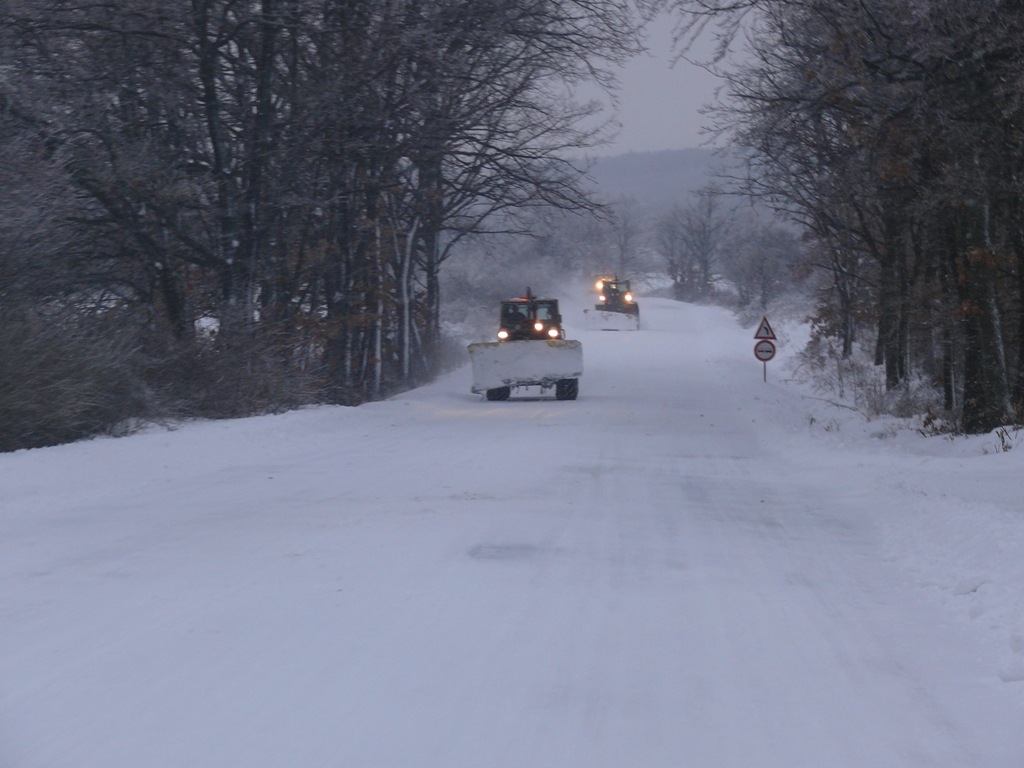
top-left (534, 322), bottom-right (544, 331)
top-left (548, 328), bottom-right (559, 338)
top-left (625, 293), bottom-right (633, 302)
top-left (599, 295), bottom-right (606, 302)
top-left (497, 329), bottom-right (509, 340)
top-left (595, 280), bottom-right (604, 290)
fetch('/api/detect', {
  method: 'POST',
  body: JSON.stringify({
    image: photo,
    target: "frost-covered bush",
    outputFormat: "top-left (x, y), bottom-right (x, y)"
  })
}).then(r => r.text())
top-left (0, 311), bottom-right (331, 452)
top-left (792, 335), bottom-right (942, 420)
top-left (0, 315), bottom-right (149, 451)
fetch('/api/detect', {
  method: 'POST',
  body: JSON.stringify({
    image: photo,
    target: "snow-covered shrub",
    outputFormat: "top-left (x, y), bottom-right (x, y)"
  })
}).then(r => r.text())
top-left (792, 334), bottom-right (943, 420)
top-left (0, 314), bottom-right (149, 451)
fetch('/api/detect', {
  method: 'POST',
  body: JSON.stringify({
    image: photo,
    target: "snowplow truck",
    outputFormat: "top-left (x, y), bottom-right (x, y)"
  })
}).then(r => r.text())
top-left (468, 290), bottom-right (582, 401)
top-left (583, 277), bottom-right (640, 331)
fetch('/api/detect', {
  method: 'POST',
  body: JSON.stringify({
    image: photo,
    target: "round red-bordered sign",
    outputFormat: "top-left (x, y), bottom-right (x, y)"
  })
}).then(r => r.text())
top-left (754, 339), bottom-right (776, 362)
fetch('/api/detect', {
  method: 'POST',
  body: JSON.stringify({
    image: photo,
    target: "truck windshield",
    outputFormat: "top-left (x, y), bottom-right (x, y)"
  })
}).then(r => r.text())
top-left (535, 301), bottom-right (558, 321)
top-left (502, 301), bottom-right (558, 323)
top-left (502, 303), bottom-right (529, 324)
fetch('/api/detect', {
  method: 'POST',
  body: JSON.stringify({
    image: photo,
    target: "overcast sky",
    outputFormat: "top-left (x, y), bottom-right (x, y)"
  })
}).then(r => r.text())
top-left (593, 13), bottom-right (724, 156)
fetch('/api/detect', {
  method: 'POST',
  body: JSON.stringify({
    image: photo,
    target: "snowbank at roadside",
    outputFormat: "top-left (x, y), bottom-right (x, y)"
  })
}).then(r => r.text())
top-left (762, 314), bottom-right (1024, 688)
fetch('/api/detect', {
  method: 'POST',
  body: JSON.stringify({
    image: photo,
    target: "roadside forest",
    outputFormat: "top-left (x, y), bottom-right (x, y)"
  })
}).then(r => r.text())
top-left (0, 0), bottom-right (644, 450)
top-left (671, 0), bottom-right (1024, 433)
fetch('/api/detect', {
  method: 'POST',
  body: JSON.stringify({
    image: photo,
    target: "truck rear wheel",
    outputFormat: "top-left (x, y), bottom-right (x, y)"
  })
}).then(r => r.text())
top-left (486, 386), bottom-right (511, 401)
top-left (555, 378), bottom-right (578, 401)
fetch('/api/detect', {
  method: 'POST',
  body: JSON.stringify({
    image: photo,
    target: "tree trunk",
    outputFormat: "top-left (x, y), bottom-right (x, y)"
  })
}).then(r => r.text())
top-left (193, 0), bottom-right (241, 307)
top-left (418, 147), bottom-right (444, 368)
top-left (939, 242), bottom-right (955, 412)
top-left (1011, 189), bottom-right (1024, 420)
top-left (875, 233), bottom-right (899, 388)
top-left (956, 228), bottom-right (1003, 433)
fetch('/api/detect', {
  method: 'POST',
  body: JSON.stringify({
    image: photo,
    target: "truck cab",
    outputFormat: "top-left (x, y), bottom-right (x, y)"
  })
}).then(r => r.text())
top-left (595, 277), bottom-right (638, 315)
top-left (497, 292), bottom-right (565, 341)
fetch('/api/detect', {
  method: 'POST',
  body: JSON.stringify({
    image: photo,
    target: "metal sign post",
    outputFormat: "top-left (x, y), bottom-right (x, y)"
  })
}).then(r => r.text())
top-left (754, 340), bottom-right (776, 380)
top-left (753, 318), bottom-right (777, 382)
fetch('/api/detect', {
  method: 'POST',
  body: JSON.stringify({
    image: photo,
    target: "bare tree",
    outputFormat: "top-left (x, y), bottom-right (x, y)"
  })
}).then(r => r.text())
top-left (670, 187), bottom-right (729, 298)
top-left (721, 217), bottom-right (800, 311)
top-left (654, 204), bottom-right (691, 299)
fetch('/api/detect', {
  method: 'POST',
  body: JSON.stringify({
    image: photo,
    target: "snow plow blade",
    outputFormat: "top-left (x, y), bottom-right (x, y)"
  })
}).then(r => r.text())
top-left (583, 309), bottom-right (640, 331)
top-left (468, 339), bottom-right (583, 393)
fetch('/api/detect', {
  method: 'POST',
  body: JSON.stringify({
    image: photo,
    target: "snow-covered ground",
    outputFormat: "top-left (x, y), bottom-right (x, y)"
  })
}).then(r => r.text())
top-left (2, 298), bottom-right (1023, 767)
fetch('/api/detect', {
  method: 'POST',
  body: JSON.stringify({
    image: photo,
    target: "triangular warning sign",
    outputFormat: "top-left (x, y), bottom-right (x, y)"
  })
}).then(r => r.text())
top-left (754, 317), bottom-right (776, 340)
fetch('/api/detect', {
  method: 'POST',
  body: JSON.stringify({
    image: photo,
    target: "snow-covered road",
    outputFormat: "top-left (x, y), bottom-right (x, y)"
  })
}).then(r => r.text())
top-left (3, 299), bottom-right (1023, 767)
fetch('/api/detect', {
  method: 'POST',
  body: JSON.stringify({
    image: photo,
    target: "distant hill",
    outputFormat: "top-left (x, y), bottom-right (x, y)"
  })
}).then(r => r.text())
top-left (585, 148), bottom-right (720, 211)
